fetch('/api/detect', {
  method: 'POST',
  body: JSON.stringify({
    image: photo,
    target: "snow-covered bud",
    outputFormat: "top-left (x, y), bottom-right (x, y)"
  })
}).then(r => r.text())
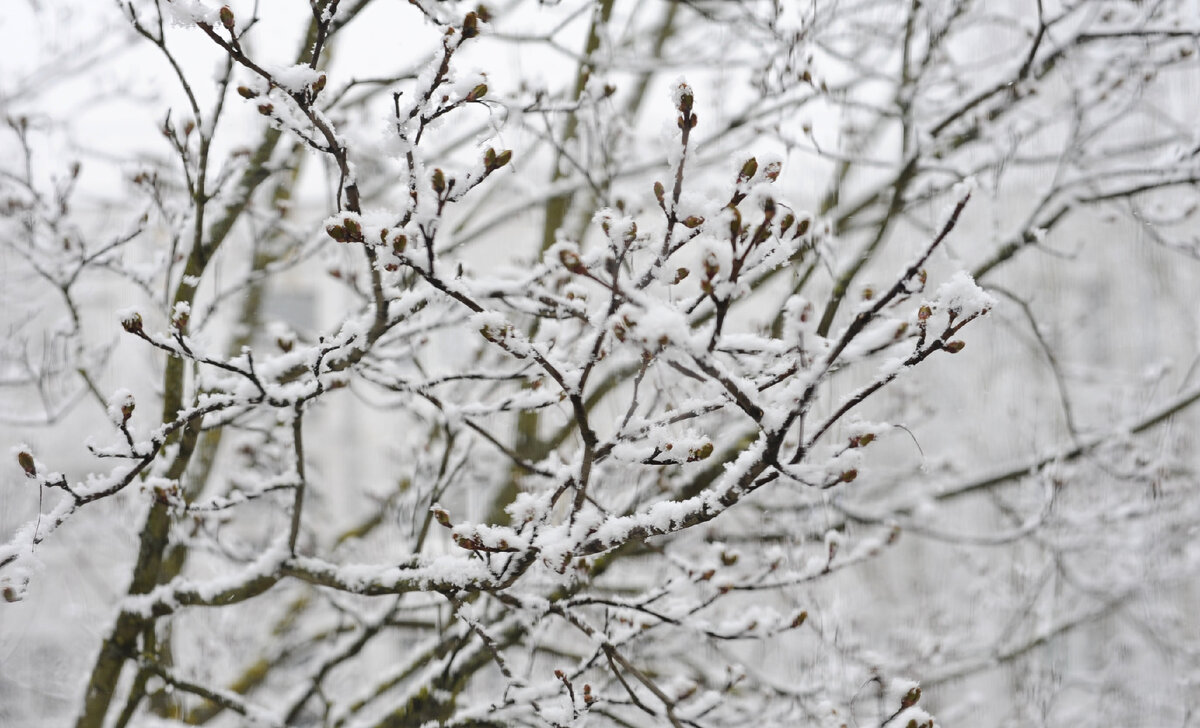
top-left (219, 5), bottom-right (235, 30)
top-left (739, 157), bottom-right (758, 181)
top-left (673, 267), bottom-right (689, 284)
top-left (682, 215), bottom-right (704, 229)
top-left (918, 305), bottom-right (932, 321)
top-left (121, 312), bottom-right (143, 334)
top-left (17, 450), bottom-right (36, 478)
top-left (311, 74), bottom-right (327, 94)
top-left (342, 217), bottom-right (363, 242)
top-left (792, 217), bottom-right (811, 239)
top-left (840, 468), bottom-right (858, 483)
top-left (257, 103), bottom-right (274, 116)
top-left (687, 442), bottom-right (714, 462)
top-left (326, 224), bottom-right (348, 242)
top-left (727, 206), bottom-right (742, 239)
top-left (944, 340), bottom-right (966, 353)
top-left (850, 433), bottom-right (874, 448)
top-left (676, 83), bottom-right (694, 114)
top-left (236, 86), bottom-right (257, 99)
top-left (559, 248), bottom-right (586, 274)
top-left (392, 233), bottom-right (407, 254)
top-left (779, 213), bottom-right (795, 236)
top-left (432, 505), bottom-right (452, 528)
top-left (653, 181), bottom-right (665, 206)
top-left (120, 398), bottom-right (135, 423)
top-left (431, 168), bottom-right (446, 195)
top-left (901, 687), bottom-right (921, 708)
top-left (763, 160), bottom-right (782, 182)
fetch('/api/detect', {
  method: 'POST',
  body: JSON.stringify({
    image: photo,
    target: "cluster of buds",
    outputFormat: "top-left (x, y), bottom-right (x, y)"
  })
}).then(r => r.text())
top-left (326, 216), bottom-right (364, 243)
top-left (482, 147), bottom-right (512, 173)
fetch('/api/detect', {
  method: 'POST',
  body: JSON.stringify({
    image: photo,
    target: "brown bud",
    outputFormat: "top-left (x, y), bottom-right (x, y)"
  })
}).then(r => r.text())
top-left (493, 149), bottom-right (512, 169)
top-left (791, 611), bottom-right (808, 628)
top-left (237, 86), bottom-right (257, 99)
top-left (840, 468), bottom-right (858, 483)
top-left (728, 206), bottom-right (743, 239)
top-left (121, 312), bottom-right (143, 334)
top-left (462, 11), bottom-right (479, 38)
top-left (466, 83), bottom-right (488, 101)
top-left (739, 157), bottom-right (758, 181)
top-left (763, 161), bottom-right (782, 182)
top-left (918, 305), bottom-right (932, 321)
top-left (219, 5), bottom-right (234, 29)
top-left (558, 248), bottom-right (586, 273)
top-left (901, 687), bottom-right (921, 708)
top-left (312, 74), bottom-right (327, 94)
top-left (392, 233), bottom-right (408, 253)
top-left (432, 506), bottom-right (452, 528)
top-left (779, 213), bottom-right (795, 236)
top-left (431, 168), bottom-right (446, 194)
top-left (17, 451), bottom-right (36, 478)
top-left (326, 224), bottom-right (348, 242)
top-left (794, 217), bottom-right (811, 237)
top-left (653, 181), bottom-right (665, 205)
top-left (673, 267), bottom-right (689, 284)
top-left (682, 215), bottom-right (704, 229)
top-left (257, 103), bottom-right (274, 116)
top-left (121, 401), bottom-right (135, 423)
top-left (687, 442), bottom-right (714, 462)
top-left (343, 217), bottom-right (362, 242)
top-left (945, 340), bottom-right (966, 353)
top-left (676, 84), bottom-right (694, 113)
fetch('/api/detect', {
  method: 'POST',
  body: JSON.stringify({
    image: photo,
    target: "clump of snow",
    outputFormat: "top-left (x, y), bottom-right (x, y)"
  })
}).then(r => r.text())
top-left (163, 0), bottom-right (218, 27)
top-left (932, 271), bottom-right (995, 318)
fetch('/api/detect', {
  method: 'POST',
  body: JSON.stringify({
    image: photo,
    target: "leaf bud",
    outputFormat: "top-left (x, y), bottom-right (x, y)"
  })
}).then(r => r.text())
top-left (794, 217), bottom-right (811, 237)
top-left (17, 451), bottom-right (36, 478)
top-left (326, 224), bottom-right (348, 242)
top-left (462, 11), bottom-right (479, 38)
top-left (494, 149), bottom-right (512, 168)
top-left (676, 83), bottom-right (694, 114)
top-left (432, 505), bottom-right (452, 528)
top-left (257, 103), bottom-right (274, 116)
top-left (779, 213), bottom-right (795, 236)
top-left (918, 305), bottom-right (932, 321)
top-left (121, 312), bottom-right (143, 334)
top-left (673, 267), bottom-right (689, 284)
top-left (840, 468), bottom-right (858, 483)
top-left (312, 74), bottom-right (327, 94)
top-left (791, 611), bottom-right (808, 628)
top-left (559, 248), bottom-right (586, 273)
top-left (901, 687), bottom-right (921, 708)
top-left (739, 157), bottom-right (758, 181)
top-left (653, 181), bottom-right (665, 205)
top-left (944, 340), bottom-right (966, 353)
top-left (682, 215), bottom-right (704, 229)
top-left (466, 83), bottom-right (488, 101)
top-left (431, 168), bottom-right (446, 194)
top-left (219, 5), bottom-right (235, 30)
